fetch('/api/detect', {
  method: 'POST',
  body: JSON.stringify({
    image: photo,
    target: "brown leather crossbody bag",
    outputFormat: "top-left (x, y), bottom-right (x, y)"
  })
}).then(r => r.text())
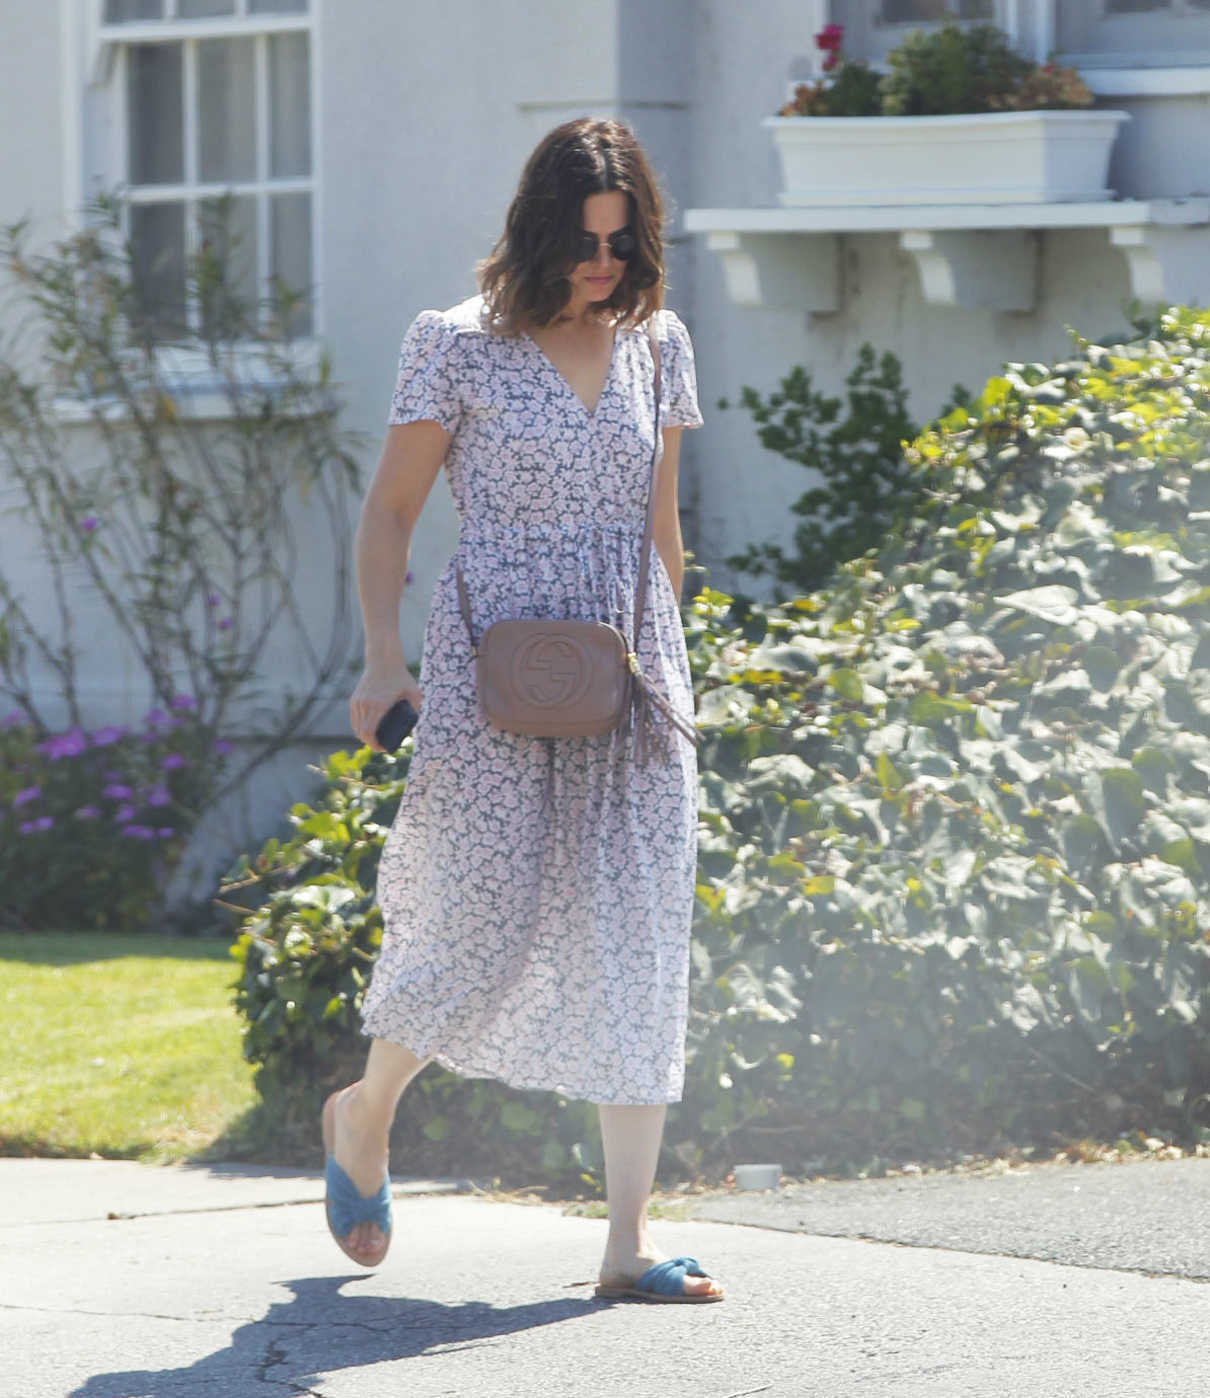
top-left (454, 317), bottom-right (700, 763)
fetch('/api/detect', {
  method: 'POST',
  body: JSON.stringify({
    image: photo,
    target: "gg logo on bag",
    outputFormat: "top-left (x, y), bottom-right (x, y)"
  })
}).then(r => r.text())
top-left (513, 633), bottom-right (592, 706)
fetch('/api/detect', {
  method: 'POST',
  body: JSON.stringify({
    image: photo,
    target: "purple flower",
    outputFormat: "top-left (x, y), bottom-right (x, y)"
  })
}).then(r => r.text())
top-left (89, 724), bottom-right (128, 747)
top-left (121, 824), bottom-right (157, 839)
top-left (74, 805), bottom-right (101, 819)
top-left (102, 783), bottom-right (134, 800)
top-left (170, 693), bottom-right (195, 711)
top-left (144, 708), bottom-right (168, 726)
top-left (40, 728), bottom-right (88, 760)
top-left (161, 753), bottom-right (187, 770)
top-left (115, 803), bottom-right (135, 822)
top-left (146, 785), bottom-right (171, 807)
top-left (13, 786), bottom-right (40, 808)
top-left (156, 826), bottom-right (175, 839)
top-left (80, 516), bottom-right (98, 532)
top-left (213, 738), bottom-right (233, 754)
top-left (206, 592), bottom-right (221, 606)
top-left (218, 617), bottom-right (233, 630)
top-left (406, 570), bottom-right (415, 584)
top-left (18, 815), bottom-right (54, 833)
top-left (1, 709), bottom-right (28, 730)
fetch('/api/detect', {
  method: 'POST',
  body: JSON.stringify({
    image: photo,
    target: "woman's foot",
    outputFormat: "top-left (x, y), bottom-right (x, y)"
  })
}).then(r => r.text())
top-left (598, 1243), bottom-right (724, 1299)
top-left (324, 1082), bottom-right (391, 1263)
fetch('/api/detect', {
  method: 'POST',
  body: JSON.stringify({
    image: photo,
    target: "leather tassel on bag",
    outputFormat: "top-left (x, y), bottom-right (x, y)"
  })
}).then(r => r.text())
top-left (624, 649), bottom-right (697, 766)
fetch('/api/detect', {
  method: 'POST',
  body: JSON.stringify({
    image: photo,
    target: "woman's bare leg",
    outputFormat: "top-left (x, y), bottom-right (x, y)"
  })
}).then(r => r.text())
top-left (596, 1103), bottom-right (723, 1297)
top-left (329, 1038), bottom-right (431, 1259)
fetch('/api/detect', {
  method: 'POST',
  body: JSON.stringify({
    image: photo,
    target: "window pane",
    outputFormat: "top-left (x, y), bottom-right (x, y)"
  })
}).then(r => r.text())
top-left (198, 37), bottom-right (256, 183)
top-left (268, 32), bottom-right (310, 177)
top-left (199, 195), bottom-right (259, 337)
top-left (249, 0), bottom-right (308, 12)
top-left (127, 44), bottom-right (183, 185)
top-left (178, 0), bottom-right (236, 15)
top-left (104, 0), bottom-right (163, 20)
top-left (879, 0), bottom-right (993, 18)
top-left (130, 201), bottom-right (187, 339)
top-left (270, 192), bottom-right (312, 336)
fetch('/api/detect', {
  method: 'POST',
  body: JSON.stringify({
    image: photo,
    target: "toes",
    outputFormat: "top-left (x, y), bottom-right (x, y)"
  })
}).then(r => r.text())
top-left (344, 1222), bottom-right (387, 1261)
top-left (684, 1274), bottom-right (722, 1296)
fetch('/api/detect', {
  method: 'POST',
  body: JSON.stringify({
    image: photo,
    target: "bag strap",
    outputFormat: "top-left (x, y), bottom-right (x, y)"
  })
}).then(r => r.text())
top-left (455, 313), bottom-right (662, 654)
top-left (631, 317), bottom-right (662, 655)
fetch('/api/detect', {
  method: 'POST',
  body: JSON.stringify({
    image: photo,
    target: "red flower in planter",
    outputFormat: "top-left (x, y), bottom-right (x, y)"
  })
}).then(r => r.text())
top-left (815, 23), bottom-right (844, 52)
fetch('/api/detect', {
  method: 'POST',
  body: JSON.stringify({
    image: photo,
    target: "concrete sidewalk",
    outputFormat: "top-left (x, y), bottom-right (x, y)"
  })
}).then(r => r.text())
top-left (2, 1155), bottom-right (1208, 1398)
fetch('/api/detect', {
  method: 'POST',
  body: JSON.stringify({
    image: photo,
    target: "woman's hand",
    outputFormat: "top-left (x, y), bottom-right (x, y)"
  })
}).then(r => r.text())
top-left (350, 661), bottom-right (424, 752)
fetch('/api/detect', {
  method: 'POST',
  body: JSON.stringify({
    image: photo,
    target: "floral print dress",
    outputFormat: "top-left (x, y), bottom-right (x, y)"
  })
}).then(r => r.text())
top-left (359, 292), bottom-right (704, 1105)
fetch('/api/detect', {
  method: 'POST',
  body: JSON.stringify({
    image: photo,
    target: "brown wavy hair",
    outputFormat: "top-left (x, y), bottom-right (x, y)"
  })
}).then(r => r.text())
top-left (475, 117), bottom-right (668, 337)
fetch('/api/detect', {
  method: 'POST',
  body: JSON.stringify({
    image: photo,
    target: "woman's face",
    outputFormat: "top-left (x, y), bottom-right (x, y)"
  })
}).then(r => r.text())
top-left (565, 189), bottom-right (632, 309)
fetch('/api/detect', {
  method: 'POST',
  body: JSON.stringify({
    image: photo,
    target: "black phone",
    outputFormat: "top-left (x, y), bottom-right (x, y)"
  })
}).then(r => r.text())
top-left (374, 697), bottom-right (420, 751)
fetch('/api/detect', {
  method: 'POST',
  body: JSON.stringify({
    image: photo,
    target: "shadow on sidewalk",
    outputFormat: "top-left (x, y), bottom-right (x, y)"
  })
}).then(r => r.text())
top-left (69, 1273), bottom-right (604, 1396)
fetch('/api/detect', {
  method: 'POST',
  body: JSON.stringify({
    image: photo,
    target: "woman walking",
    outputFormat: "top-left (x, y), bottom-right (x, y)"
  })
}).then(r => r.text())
top-left (331, 116), bottom-right (721, 1303)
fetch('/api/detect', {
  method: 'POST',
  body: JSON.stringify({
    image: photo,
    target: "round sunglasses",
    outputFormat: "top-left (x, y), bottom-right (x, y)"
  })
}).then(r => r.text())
top-left (574, 226), bottom-right (638, 262)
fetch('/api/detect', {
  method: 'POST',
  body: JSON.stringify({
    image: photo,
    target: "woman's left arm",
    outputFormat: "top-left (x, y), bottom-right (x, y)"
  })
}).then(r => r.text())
top-left (652, 425), bottom-right (685, 602)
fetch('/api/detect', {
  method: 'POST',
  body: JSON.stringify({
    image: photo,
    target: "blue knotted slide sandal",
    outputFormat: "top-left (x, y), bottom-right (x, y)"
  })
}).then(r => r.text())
top-left (594, 1255), bottom-right (724, 1303)
top-left (321, 1087), bottom-right (393, 1268)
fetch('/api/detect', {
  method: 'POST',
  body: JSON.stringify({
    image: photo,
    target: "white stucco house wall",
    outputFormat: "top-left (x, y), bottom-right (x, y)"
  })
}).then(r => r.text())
top-left (4, 0), bottom-right (1210, 909)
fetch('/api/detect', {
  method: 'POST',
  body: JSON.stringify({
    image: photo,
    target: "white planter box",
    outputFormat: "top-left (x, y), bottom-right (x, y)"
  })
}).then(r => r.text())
top-left (762, 109), bottom-right (1131, 207)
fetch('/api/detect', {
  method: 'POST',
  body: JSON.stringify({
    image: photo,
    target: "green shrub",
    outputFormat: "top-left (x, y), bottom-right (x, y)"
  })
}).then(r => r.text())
top-left (722, 343), bottom-right (969, 599)
top-left (227, 307), bottom-right (1210, 1186)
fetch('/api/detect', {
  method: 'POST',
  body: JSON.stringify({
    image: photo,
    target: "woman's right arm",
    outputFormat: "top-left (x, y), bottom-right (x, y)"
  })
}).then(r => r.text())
top-left (349, 419), bottom-right (451, 749)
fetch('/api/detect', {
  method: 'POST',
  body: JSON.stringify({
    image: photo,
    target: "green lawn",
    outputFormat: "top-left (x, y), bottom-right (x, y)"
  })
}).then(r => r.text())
top-left (0, 932), bottom-right (258, 1162)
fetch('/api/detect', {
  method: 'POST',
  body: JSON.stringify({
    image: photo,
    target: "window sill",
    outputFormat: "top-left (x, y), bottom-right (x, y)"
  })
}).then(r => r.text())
top-left (50, 337), bottom-right (335, 424)
top-left (1060, 62), bottom-right (1210, 99)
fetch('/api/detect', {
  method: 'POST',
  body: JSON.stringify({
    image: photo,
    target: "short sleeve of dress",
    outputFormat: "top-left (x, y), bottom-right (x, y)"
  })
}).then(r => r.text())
top-left (387, 308), bottom-right (464, 436)
top-left (659, 308), bottom-right (704, 430)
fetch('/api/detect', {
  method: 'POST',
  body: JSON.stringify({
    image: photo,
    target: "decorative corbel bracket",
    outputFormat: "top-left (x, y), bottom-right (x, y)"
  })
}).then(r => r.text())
top-left (703, 231), bottom-right (841, 313)
top-left (1108, 224), bottom-right (1210, 305)
top-left (898, 229), bottom-right (1039, 311)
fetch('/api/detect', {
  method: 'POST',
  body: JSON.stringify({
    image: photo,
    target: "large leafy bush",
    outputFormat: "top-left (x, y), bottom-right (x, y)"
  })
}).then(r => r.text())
top-left (227, 308), bottom-right (1210, 1187)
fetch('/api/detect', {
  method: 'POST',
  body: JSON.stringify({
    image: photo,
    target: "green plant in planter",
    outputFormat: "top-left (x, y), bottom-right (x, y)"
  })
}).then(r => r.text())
top-left (778, 22), bottom-right (882, 117)
top-left (882, 22), bottom-right (1092, 115)
top-left (778, 20), bottom-right (1092, 118)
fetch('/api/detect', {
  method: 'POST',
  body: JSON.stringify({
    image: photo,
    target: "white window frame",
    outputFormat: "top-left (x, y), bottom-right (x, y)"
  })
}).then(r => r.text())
top-left (818, 2), bottom-right (1210, 99)
top-left (58, 0), bottom-right (324, 410)
top-left (831, 0), bottom-right (1022, 70)
top-left (1050, 0), bottom-right (1210, 92)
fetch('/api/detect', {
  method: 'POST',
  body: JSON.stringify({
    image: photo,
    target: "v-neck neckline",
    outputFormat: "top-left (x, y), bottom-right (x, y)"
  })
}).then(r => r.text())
top-left (522, 319), bottom-right (622, 421)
